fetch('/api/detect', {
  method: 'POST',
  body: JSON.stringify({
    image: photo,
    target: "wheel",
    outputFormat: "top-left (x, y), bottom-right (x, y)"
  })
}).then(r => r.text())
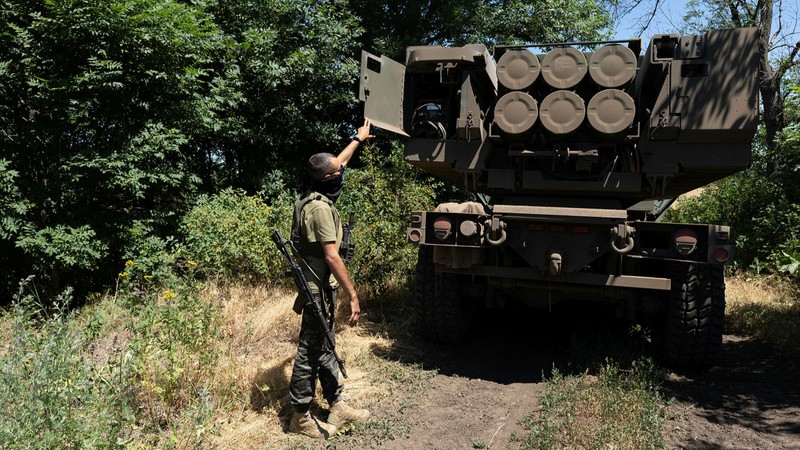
top-left (660, 262), bottom-right (725, 370)
top-left (415, 246), bottom-right (475, 343)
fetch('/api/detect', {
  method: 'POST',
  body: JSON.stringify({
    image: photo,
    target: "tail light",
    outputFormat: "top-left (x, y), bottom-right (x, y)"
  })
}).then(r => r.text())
top-left (712, 247), bottom-right (730, 263)
top-left (432, 216), bottom-right (453, 241)
top-left (674, 228), bottom-right (698, 256)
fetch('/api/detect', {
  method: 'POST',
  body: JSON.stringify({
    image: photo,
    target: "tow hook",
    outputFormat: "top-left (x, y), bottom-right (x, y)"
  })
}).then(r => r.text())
top-left (484, 216), bottom-right (507, 246)
top-left (610, 224), bottom-right (635, 254)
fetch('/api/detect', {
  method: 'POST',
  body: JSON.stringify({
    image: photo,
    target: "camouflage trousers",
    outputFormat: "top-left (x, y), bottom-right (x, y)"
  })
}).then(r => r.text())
top-left (289, 288), bottom-right (343, 413)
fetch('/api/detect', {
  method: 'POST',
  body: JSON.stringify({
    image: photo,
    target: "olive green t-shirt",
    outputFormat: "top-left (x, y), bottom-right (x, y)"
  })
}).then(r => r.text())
top-left (295, 196), bottom-right (342, 294)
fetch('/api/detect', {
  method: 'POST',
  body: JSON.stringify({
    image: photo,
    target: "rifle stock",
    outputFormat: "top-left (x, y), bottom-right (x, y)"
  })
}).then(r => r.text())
top-left (271, 230), bottom-right (348, 378)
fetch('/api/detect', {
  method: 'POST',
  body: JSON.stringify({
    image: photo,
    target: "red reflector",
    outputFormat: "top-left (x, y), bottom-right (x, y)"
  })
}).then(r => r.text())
top-left (571, 226), bottom-right (590, 234)
top-left (528, 223), bottom-right (544, 232)
top-left (674, 228), bottom-right (698, 245)
top-left (408, 229), bottom-right (422, 243)
top-left (548, 224), bottom-right (566, 233)
top-left (432, 216), bottom-right (453, 241)
top-left (674, 228), bottom-right (699, 256)
top-left (713, 248), bottom-right (729, 263)
top-left (433, 217), bottom-right (452, 231)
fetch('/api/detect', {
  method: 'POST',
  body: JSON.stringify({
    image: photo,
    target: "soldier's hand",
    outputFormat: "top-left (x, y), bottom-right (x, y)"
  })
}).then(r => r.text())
top-left (348, 295), bottom-right (361, 326)
top-left (356, 118), bottom-right (375, 143)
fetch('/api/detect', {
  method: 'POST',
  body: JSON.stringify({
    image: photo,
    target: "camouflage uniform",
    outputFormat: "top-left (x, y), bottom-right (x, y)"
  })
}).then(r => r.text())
top-left (288, 192), bottom-right (344, 413)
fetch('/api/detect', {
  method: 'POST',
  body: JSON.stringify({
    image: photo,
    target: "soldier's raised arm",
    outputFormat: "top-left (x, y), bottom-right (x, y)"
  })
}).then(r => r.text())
top-left (336, 118), bottom-right (374, 167)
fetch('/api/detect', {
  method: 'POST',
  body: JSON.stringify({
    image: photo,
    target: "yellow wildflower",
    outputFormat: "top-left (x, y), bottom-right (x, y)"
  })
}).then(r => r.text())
top-left (188, 260), bottom-right (197, 266)
top-left (162, 290), bottom-right (176, 300)
top-left (118, 272), bottom-right (128, 278)
top-left (125, 260), bottom-right (135, 267)
top-left (144, 275), bottom-right (153, 280)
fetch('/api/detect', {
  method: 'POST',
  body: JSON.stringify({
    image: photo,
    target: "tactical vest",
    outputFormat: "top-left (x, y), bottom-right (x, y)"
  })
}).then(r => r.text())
top-left (290, 192), bottom-right (354, 265)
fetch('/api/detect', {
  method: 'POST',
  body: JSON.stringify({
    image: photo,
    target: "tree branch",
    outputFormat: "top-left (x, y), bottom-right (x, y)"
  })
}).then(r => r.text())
top-left (638, 0), bottom-right (661, 36)
top-left (728, 0), bottom-right (743, 27)
top-left (776, 40), bottom-right (800, 74)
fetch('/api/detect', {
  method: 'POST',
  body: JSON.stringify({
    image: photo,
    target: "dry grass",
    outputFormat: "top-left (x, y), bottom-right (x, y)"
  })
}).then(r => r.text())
top-left (0, 316), bottom-right (11, 358)
top-left (203, 282), bottom-right (426, 449)
top-left (725, 273), bottom-right (800, 362)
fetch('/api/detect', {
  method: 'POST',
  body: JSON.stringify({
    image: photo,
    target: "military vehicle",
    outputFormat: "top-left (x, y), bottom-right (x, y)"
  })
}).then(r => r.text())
top-left (359, 28), bottom-right (759, 369)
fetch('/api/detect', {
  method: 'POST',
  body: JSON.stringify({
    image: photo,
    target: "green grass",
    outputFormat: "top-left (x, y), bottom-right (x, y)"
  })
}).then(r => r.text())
top-left (519, 358), bottom-right (667, 450)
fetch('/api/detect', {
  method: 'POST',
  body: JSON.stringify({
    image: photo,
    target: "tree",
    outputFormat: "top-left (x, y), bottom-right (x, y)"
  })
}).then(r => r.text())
top-left (352, 0), bottom-right (613, 60)
top-left (0, 0), bottom-right (238, 298)
top-left (203, 0), bottom-right (364, 192)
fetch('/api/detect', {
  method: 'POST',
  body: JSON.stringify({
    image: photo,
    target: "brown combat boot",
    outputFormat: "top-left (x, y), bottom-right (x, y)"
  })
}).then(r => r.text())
top-left (288, 411), bottom-right (337, 439)
top-left (327, 400), bottom-right (370, 427)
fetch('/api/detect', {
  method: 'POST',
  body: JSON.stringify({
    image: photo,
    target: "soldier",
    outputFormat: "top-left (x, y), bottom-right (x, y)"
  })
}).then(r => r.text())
top-left (287, 118), bottom-right (374, 439)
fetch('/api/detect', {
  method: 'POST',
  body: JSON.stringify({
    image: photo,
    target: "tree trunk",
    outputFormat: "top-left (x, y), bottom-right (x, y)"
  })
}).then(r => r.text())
top-left (755, 0), bottom-right (785, 161)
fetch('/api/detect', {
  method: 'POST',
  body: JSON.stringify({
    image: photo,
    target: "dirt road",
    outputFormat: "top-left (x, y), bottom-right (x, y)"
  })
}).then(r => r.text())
top-left (352, 305), bottom-right (800, 450)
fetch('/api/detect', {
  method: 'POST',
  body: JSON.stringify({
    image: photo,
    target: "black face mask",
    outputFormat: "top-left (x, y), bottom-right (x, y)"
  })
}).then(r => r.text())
top-left (312, 166), bottom-right (345, 202)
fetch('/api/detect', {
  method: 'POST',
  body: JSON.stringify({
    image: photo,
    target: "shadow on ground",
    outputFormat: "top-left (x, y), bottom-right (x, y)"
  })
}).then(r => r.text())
top-left (371, 299), bottom-right (647, 384)
top-left (663, 336), bottom-right (800, 449)
top-left (362, 293), bottom-right (800, 449)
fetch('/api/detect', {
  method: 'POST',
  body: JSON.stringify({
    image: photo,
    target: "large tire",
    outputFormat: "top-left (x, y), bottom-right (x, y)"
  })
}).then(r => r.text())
top-left (415, 246), bottom-right (475, 344)
top-left (661, 262), bottom-right (726, 370)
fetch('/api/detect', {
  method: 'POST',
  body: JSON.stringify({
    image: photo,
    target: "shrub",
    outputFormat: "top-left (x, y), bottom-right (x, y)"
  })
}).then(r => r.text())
top-left (117, 258), bottom-right (223, 444)
top-left (337, 143), bottom-right (439, 293)
top-left (180, 143), bottom-right (439, 293)
top-left (0, 278), bottom-right (131, 449)
top-left (181, 188), bottom-right (293, 281)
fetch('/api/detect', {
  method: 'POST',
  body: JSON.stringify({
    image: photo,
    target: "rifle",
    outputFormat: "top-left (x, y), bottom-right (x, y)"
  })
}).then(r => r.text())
top-left (271, 229), bottom-right (347, 378)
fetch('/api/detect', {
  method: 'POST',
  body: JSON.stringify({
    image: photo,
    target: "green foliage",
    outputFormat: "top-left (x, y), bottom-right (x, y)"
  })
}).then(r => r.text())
top-left (0, 0), bottom-right (236, 297)
top-left (338, 143), bottom-right (439, 293)
top-left (16, 224), bottom-right (108, 272)
top-left (208, 0), bottom-right (364, 188)
top-left (117, 258), bottom-right (223, 443)
top-left (182, 188), bottom-right (294, 281)
top-left (664, 174), bottom-right (800, 272)
top-left (181, 143), bottom-right (439, 293)
top-left (0, 0), bottom-right (616, 300)
top-left (681, 0), bottom-right (738, 33)
top-left (0, 159), bottom-right (27, 240)
top-left (0, 278), bottom-right (131, 449)
top-left (472, 437), bottom-right (489, 448)
top-left (521, 358), bottom-right (667, 450)
top-left (0, 159), bottom-right (33, 295)
top-left (353, 0), bottom-right (612, 59)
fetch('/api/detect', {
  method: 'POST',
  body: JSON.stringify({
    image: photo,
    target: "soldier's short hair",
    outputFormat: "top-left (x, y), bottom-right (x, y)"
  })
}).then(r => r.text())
top-left (308, 153), bottom-right (337, 180)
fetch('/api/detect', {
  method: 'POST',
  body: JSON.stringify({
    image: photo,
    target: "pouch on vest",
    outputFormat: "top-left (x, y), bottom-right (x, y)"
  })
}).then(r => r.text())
top-left (339, 211), bottom-right (356, 264)
top-left (292, 294), bottom-right (306, 315)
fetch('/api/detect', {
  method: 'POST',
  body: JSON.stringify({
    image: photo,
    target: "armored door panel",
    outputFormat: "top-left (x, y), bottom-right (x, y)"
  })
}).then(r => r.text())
top-left (670, 28), bottom-right (759, 144)
top-left (360, 51), bottom-right (409, 137)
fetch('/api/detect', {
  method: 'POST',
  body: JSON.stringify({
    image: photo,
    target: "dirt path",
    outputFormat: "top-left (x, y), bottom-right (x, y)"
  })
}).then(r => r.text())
top-left (665, 335), bottom-right (800, 449)
top-left (355, 307), bottom-right (800, 450)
